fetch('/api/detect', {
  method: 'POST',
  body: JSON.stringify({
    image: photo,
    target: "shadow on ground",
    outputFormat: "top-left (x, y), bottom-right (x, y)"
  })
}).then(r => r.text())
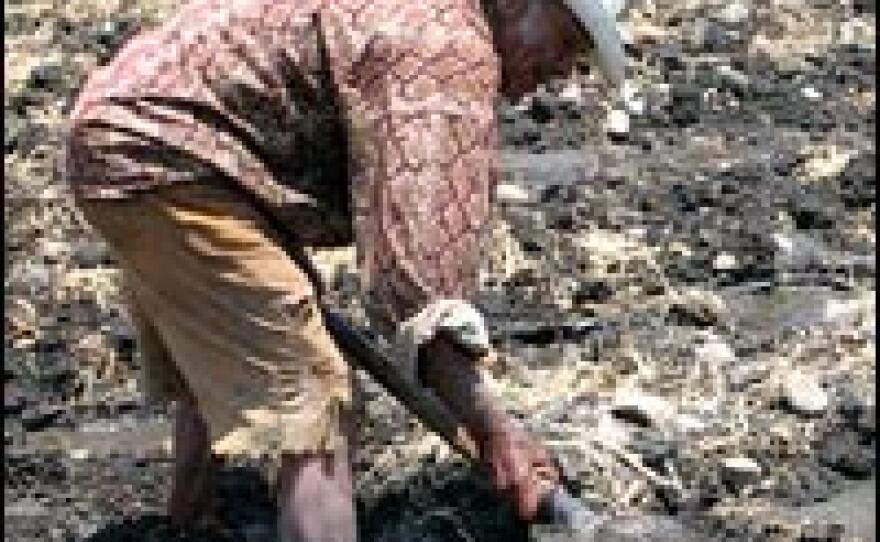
top-left (85, 464), bottom-right (273, 542)
top-left (358, 459), bottom-right (531, 542)
top-left (81, 460), bottom-right (529, 542)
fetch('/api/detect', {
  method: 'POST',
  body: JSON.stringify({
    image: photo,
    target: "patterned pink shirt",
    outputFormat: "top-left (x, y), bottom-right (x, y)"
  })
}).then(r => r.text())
top-left (65, 0), bottom-right (501, 331)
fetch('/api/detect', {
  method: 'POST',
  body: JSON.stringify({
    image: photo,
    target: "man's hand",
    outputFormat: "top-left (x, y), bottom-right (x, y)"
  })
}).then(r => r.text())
top-left (418, 334), bottom-right (559, 521)
top-left (478, 414), bottom-right (560, 521)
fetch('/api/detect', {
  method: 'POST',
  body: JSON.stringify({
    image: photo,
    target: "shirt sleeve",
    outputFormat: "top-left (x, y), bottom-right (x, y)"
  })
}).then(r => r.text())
top-left (346, 26), bottom-right (501, 338)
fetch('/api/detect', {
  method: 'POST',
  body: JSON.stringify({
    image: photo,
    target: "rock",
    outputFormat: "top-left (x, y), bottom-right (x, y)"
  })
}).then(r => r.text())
top-left (837, 391), bottom-right (876, 439)
top-left (823, 297), bottom-right (874, 330)
top-left (536, 512), bottom-right (702, 542)
top-left (818, 431), bottom-right (874, 479)
top-left (600, 0), bottom-right (625, 17)
top-left (801, 86), bottom-right (822, 100)
top-left (79, 419), bottom-right (120, 433)
top-left (779, 371), bottom-right (829, 417)
top-left (838, 17), bottom-right (873, 45)
top-left (91, 18), bottom-right (140, 62)
top-left (25, 61), bottom-right (65, 93)
top-left (572, 280), bottom-right (615, 305)
top-left (611, 389), bottom-right (675, 428)
top-left (39, 239), bottom-right (70, 260)
top-left (720, 457), bottom-right (762, 489)
top-left (593, 411), bottom-right (633, 448)
top-left (527, 94), bottom-right (560, 123)
top-left (666, 301), bottom-right (720, 328)
top-left (697, 22), bottom-right (745, 52)
top-left (717, 3), bottom-right (750, 24)
top-left (559, 82), bottom-right (584, 106)
top-left (20, 404), bottom-right (62, 432)
top-left (715, 65), bottom-right (750, 90)
top-left (694, 334), bottom-right (736, 365)
top-left (605, 108), bottom-right (630, 135)
top-left (620, 80), bottom-right (645, 115)
top-left (772, 231), bottom-right (828, 271)
top-left (495, 183), bottom-right (531, 203)
top-left (726, 360), bottom-right (771, 392)
top-left (595, 514), bottom-right (704, 542)
top-left (5, 384), bottom-right (28, 415)
top-left (68, 448), bottom-right (90, 460)
top-left (672, 413), bottom-right (707, 435)
top-left (5, 498), bottom-right (50, 518)
top-left (712, 252), bottom-right (737, 270)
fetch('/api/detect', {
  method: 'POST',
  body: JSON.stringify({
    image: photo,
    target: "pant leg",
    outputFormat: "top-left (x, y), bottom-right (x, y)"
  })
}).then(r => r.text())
top-left (120, 274), bottom-right (189, 405)
top-left (78, 182), bottom-right (353, 459)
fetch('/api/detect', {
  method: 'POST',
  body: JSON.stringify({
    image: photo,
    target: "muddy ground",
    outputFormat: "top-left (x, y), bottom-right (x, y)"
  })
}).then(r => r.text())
top-left (5, 0), bottom-right (875, 540)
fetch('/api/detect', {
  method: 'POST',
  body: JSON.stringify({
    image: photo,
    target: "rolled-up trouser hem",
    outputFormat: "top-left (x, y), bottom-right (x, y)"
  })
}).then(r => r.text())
top-left (78, 181), bottom-right (352, 458)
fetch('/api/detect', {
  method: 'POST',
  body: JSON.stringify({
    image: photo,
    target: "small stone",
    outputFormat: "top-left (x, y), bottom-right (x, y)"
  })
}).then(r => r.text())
top-left (93, 18), bottom-right (137, 52)
top-left (727, 361), bottom-right (770, 392)
top-left (621, 80), bottom-right (645, 115)
top-left (68, 448), bottom-right (90, 460)
top-left (837, 390), bottom-right (876, 440)
top-left (5, 498), bottom-right (50, 518)
top-left (818, 431), bottom-right (874, 479)
top-left (823, 298), bottom-right (871, 329)
top-left (780, 371), bottom-right (829, 417)
top-left (559, 82), bottom-right (584, 105)
top-left (494, 183), bottom-right (531, 203)
top-left (694, 336), bottom-right (736, 365)
top-left (605, 108), bottom-right (630, 135)
top-left (600, 0), bottom-right (625, 17)
top-left (801, 86), bottom-right (822, 100)
top-left (605, 109), bottom-right (629, 135)
top-left (4, 385), bottom-right (27, 415)
top-left (771, 232), bottom-right (794, 254)
top-left (594, 411), bottom-right (632, 447)
top-left (722, 456), bottom-right (761, 475)
top-left (673, 414), bottom-right (707, 434)
top-left (79, 420), bottom-right (120, 433)
top-left (611, 389), bottom-right (674, 428)
top-left (713, 252), bottom-right (737, 270)
top-left (720, 457), bottom-right (762, 488)
top-left (75, 523), bottom-right (99, 539)
top-left (717, 3), bottom-right (749, 24)
top-left (592, 513), bottom-right (703, 542)
top-left (716, 65), bottom-right (750, 89)
top-left (39, 240), bottom-right (69, 259)
top-left (20, 405), bottom-right (62, 432)
top-left (26, 61), bottom-right (65, 92)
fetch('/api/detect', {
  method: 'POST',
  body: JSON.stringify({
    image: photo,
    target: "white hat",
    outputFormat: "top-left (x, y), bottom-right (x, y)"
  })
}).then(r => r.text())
top-left (561, 0), bottom-right (627, 86)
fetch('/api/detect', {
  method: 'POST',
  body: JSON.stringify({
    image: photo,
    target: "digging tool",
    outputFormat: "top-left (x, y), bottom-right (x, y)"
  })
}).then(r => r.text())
top-left (319, 306), bottom-right (699, 541)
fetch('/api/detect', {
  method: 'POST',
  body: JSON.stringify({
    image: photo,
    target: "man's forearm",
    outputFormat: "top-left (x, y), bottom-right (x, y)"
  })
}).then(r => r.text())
top-left (418, 333), bottom-right (561, 521)
top-left (417, 335), bottom-right (509, 445)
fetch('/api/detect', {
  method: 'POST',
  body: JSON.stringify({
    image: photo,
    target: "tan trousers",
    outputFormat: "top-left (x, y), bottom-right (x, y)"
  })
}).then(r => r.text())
top-left (79, 182), bottom-right (352, 458)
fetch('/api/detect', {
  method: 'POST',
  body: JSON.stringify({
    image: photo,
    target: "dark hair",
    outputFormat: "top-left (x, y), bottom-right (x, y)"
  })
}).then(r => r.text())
top-left (477, 0), bottom-right (505, 50)
top-left (477, 0), bottom-right (500, 28)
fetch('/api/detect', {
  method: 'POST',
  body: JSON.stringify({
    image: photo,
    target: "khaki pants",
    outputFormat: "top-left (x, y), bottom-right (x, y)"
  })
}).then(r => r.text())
top-left (79, 182), bottom-right (352, 458)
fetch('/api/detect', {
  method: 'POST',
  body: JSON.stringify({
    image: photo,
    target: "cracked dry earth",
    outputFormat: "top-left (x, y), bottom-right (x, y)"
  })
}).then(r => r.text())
top-left (5, 0), bottom-right (875, 541)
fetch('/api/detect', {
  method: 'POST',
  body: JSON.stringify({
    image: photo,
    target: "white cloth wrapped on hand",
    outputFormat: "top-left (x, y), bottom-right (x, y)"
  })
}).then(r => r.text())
top-left (390, 299), bottom-right (492, 384)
